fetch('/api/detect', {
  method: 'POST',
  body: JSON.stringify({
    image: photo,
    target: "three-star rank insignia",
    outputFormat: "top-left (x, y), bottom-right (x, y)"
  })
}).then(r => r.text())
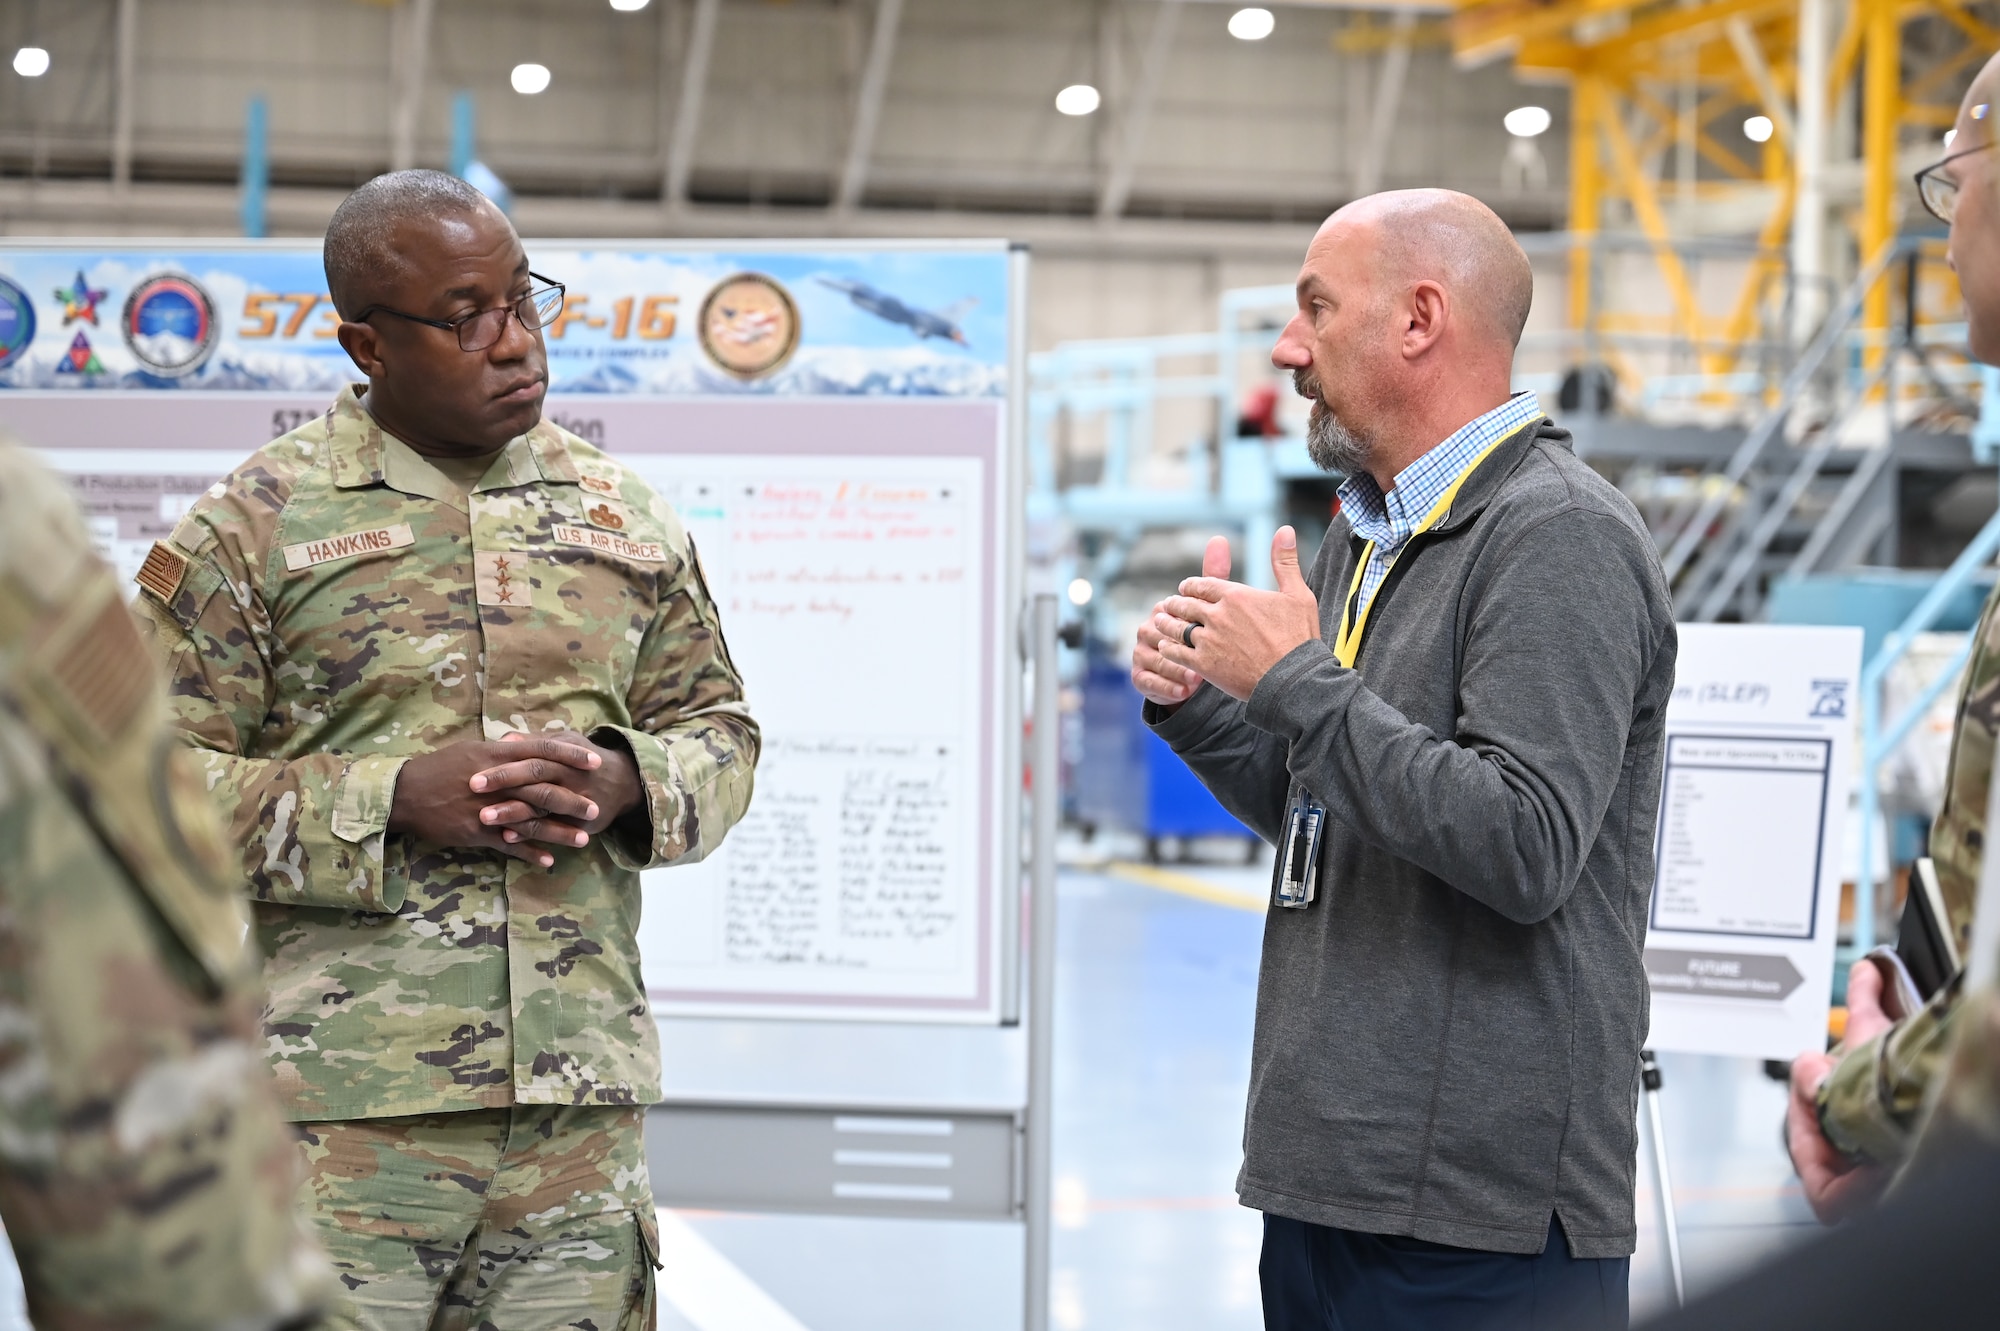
top-left (475, 550), bottom-right (534, 608)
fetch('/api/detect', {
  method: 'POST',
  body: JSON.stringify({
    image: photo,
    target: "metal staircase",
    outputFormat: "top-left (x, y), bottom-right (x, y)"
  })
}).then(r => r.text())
top-left (1652, 239), bottom-right (1980, 622)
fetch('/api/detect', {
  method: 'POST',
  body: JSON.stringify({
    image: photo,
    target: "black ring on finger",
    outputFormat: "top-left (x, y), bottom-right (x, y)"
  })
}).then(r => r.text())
top-left (1182, 623), bottom-right (1198, 649)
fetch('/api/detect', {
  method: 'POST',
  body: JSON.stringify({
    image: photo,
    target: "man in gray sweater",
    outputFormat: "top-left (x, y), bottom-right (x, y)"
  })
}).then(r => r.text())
top-left (1135, 189), bottom-right (1676, 1330)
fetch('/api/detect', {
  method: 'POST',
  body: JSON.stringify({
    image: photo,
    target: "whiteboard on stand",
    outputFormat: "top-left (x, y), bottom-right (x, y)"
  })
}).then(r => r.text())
top-left (612, 398), bottom-right (1015, 1022)
top-left (1643, 623), bottom-right (1863, 1062)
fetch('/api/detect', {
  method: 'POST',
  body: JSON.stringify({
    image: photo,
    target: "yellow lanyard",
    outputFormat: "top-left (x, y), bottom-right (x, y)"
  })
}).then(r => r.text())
top-left (1331, 435), bottom-right (1511, 669)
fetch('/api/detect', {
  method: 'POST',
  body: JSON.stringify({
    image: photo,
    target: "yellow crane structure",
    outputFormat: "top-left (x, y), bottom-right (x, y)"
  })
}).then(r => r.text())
top-left (1447, 0), bottom-right (1997, 406)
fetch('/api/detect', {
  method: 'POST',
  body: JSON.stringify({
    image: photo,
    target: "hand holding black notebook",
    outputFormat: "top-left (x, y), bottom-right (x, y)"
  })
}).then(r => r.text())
top-left (1862, 857), bottom-right (1961, 1022)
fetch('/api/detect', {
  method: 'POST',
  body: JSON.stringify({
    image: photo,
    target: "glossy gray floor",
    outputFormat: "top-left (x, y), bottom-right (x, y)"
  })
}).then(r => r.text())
top-left (657, 860), bottom-right (1825, 1330)
top-left (0, 861), bottom-right (1824, 1329)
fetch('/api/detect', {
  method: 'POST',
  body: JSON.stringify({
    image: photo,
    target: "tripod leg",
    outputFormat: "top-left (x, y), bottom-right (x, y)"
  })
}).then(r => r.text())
top-left (1642, 1049), bottom-right (1686, 1307)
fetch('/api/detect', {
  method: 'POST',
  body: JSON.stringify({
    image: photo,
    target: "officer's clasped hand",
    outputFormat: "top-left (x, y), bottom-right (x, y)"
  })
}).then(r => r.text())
top-left (472, 730), bottom-right (644, 856)
top-left (386, 733), bottom-right (639, 869)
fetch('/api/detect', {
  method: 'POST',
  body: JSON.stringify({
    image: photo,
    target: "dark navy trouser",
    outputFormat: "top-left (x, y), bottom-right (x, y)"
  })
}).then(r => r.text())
top-left (1259, 1212), bottom-right (1630, 1331)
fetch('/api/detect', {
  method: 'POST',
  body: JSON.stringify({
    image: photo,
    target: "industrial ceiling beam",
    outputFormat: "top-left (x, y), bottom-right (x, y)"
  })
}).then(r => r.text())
top-left (388, 0), bottom-right (435, 173)
top-left (833, 0), bottom-right (906, 213)
top-left (1724, 17), bottom-right (1796, 145)
top-left (1185, 0), bottom-right (1449, 9)
top-left (657, 0), bottom-right (684, 201)
top-left (1353, 9), bottom-right (1417, 197)
top-left (0, 177), bottom-right (1332, 262)
top-left (1452, 0), bottom-right (1634, 69)
top-left (112, 0), bottom-right (137, 190)
top-left (1498, 0), bottom-right (1789, 76)
top-left (1098, 0), bottom-right (1184, 220)
top-left (664, 0), bottom-right (721, 208)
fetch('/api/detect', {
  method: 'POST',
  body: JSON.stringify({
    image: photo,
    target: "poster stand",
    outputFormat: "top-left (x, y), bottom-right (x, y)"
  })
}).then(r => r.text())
top-left (1023, 593), bottom-right (1060, 1331)
top-left (1640, 1049), bottom-right (1687, 1308)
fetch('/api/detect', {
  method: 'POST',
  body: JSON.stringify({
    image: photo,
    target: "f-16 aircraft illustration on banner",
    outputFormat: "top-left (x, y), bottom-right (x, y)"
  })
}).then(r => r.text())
top-left (818, 277), bottom-right (977, 345)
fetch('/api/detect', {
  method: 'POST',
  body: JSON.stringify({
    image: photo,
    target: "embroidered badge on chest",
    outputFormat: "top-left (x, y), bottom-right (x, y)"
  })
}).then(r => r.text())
top-left (282, 522), bottom-right (415, 572)
top-left (579, 473), bottom-right (620, 496)
top-left (584, 500), bottom-right (632, 531)
top-left (551, 524), bottom-right (667, 563)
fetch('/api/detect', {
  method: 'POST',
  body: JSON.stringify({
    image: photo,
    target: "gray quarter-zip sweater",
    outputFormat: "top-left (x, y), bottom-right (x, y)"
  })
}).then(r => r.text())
top-left (1149, 417), bottom-right (1676, 1258)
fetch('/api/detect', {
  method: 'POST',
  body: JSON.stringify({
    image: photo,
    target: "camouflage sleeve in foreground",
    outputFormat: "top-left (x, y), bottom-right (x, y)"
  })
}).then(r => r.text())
top-left (590, 531), bottom-right (759, 871)
top-left (1816, 981), bottom-right (1962, 1166)
top-left (1906, 984), bottom-right (2000, 1167)
top-left (132, 493), bottom-right (410, 915)
top-left (1816, 579), bottom-right (2000, 1166)
top-left (0, 442), bottom-right (329, 1331)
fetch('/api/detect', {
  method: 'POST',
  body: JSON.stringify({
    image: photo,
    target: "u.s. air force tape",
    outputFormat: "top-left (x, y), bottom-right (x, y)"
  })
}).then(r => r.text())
top-left (551, 524), bottom-right (666, 563)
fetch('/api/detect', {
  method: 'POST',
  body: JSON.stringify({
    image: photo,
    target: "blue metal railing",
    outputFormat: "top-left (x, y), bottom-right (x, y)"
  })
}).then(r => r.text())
top-left (1035, 270), bottom-right (1998, 960)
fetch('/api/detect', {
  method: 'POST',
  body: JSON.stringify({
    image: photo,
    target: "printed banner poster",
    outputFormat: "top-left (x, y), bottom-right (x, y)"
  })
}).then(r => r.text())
top-left (0, 245), bottom-right (1009, 397)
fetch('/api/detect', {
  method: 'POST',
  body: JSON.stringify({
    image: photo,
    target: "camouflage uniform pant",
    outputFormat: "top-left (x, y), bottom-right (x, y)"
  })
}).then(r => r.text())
top-left (295, 1105), bottom-right (658, 1331)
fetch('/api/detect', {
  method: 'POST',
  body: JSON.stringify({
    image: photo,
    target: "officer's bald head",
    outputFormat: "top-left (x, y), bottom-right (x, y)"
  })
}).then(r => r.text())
top-left (323, 170), bottom-right (505, 319)
top-left (1326, 189), bottom-right (1534, 350)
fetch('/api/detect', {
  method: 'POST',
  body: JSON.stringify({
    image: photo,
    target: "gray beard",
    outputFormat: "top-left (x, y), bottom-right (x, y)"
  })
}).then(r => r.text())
top-left (1306, 402), bottom-right (1374, 476)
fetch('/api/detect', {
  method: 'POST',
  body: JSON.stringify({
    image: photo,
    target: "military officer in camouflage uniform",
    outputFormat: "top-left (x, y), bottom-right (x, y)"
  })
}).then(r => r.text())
top-left (1901, 52), bottom-right (2000, 1180)
top-left (0, 435), bottom-right (330, 1329)
top-left (1786, 54), bottom-right (2000, 1219)
top-left (133, 170), bottom-right (760, 1330)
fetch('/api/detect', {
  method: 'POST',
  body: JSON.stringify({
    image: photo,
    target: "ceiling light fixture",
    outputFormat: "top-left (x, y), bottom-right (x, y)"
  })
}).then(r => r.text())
top-left (511, 62), bottom-right (551, 95)
top-left (1228, 8), bottom-right (1275, 41)
top-left (1503, 106), bottom-right (1551, 138)
top-left (1055, 84), bottom-right (1100, 116)
top-left (1744, 114), bottom-right (1774, 143)
top-left (12, 47), bottom-right (50, 78)
top-left (609, 0), bottom-right (652, 10)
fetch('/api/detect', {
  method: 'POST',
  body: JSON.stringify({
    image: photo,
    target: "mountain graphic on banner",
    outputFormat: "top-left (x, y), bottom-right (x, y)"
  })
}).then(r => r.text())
top-left (54, 331), bottom-right (104, 376)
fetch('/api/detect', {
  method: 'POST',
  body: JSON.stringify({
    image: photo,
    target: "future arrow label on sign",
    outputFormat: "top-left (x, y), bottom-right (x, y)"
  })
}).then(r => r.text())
top-left (1642, 949), bottom-right (1806, 1003)
top-left (1643, 624), bottom-right (1861, 1062)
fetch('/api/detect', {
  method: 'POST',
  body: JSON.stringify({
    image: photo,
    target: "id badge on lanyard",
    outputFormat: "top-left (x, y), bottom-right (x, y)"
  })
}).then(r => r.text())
top-left (1277, 789), bottom-right (1327, 909)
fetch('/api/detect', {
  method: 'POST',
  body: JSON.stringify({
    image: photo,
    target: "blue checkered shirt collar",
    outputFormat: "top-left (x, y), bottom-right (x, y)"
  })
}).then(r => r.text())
top-left (1336, 392), bottom-right (1543, 613)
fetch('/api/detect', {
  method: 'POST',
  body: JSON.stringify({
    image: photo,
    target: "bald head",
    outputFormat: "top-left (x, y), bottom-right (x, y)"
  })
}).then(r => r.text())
top-left (1273, 188), bottom-right (1535, 486)
top-left (324, 169), bottom-right (504, 319)
top-left (1324, 189), bottom-right (1534, 350)
top-left (1967, 52), bottom-right (2000, 142)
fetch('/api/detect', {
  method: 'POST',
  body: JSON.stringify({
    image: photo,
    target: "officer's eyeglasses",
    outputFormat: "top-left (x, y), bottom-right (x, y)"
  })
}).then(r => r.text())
top-left (354, 273), bottom-right (567, 352)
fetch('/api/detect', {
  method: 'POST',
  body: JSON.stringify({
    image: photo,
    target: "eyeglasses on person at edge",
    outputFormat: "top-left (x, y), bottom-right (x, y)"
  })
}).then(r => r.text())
top-left (352, 273), bottom-right (567, 353)
top-left (1915, 108), bottom-right (1995, 225)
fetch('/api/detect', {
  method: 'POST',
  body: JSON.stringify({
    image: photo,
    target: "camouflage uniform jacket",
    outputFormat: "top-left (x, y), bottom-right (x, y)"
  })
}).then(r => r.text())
top-left (0, 439), bottom-right (328, 1329)
top-left (1817, 581), bottom-right (2000, 1163)
top-left (133, 387), bottom-right (759, 1120)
